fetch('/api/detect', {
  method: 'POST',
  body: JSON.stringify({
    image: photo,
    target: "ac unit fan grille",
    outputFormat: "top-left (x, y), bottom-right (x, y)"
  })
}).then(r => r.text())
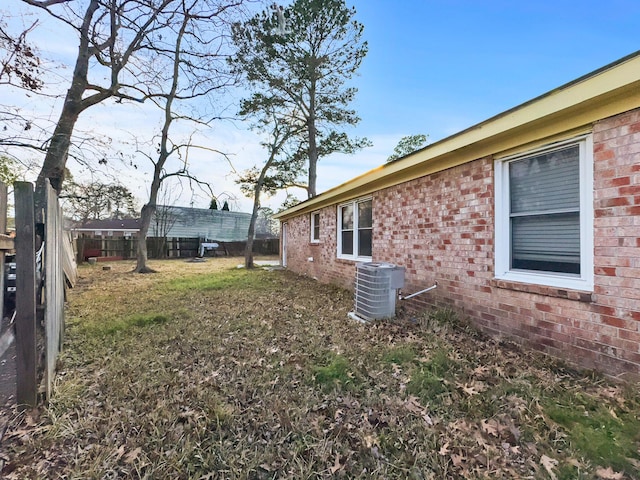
top-left (353, 263), bottom-right (405, 321)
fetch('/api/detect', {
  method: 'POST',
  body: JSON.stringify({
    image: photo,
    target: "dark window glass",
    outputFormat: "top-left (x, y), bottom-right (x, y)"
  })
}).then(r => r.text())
top-left (341, 231), bottom-right (353, 255)
top-left (358, 229), bottom-right (372, 257)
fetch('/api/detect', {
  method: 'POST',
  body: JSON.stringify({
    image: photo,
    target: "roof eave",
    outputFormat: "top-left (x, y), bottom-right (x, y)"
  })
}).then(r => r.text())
top-left (274, 51), bottom-right (640, 221)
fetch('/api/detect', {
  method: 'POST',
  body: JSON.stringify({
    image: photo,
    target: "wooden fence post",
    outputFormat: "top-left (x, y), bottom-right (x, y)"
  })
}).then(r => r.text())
top-left (14, 182), bottom-right (38, 407)
top-left (0, 182), bottom-right (7, 322)
top-left (44, 181), bottom-right (65, 400)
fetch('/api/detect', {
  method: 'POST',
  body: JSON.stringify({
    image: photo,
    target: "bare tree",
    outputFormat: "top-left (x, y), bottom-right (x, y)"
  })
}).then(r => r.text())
top-left (61, 175), bottom-right (138, 224)
top-left (237, 107), bottom-right (305, 268)
top-left (150, 186), bottom-right (179, 258)
top-left (255, 206), bottom-right (279, 238)
top-left (16, 0), bottom-right (187, 200)
top-left (0, 15), bottom-right (50, 159)
top-left (0, 17), bottom-right (43, 91)
top-left (133, 0), bottom-right (244, 273)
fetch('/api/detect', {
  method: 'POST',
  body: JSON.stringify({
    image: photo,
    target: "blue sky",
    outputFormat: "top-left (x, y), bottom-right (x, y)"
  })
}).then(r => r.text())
top-left (350, 0), bottom-right (639, 140)
top-left (2, 0), bottom-right (639, 211)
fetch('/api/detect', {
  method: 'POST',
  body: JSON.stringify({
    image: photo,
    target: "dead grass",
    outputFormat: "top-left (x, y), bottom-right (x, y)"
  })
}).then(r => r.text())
top-left (1, 257), bottom-right (639, 479)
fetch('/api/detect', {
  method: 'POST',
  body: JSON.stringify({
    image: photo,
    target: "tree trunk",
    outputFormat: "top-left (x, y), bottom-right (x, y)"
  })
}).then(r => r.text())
top-left (245, 180), bottom-right (264, 269)
top-left (245, 148), bottom-right (278, 268)
top-left (307, 102), bottom-right (318, 198)
top-left (36, 0), bottom-right (100, 199)
top-left (36, 103), bottom-right (81, 196)
top-left (134, 203), bottom-right (156, 273)
top-left (245, 200), bottom-right (259, 269)
top-left (135, 154), bottom-right (164, 273)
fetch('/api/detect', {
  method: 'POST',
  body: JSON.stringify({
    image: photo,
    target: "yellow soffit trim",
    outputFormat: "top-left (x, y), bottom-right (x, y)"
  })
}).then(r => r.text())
top-left (275, 52), bottom-right (640, 220)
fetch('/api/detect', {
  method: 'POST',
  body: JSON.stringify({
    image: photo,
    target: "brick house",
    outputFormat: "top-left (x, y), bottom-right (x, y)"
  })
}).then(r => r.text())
top-left (274, 52), bottom-right (640, 379)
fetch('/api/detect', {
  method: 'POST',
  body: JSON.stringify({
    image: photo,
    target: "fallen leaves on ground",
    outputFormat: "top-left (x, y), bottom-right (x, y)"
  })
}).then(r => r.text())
top-left (0, 258), bottom-right (638, 479)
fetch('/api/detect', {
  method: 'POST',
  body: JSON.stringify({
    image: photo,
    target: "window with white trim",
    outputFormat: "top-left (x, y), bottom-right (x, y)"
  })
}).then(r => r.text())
top-left (310, 211), bottom-right (321, 243)
top-left (495, 136), bottom-right (593, 291)
top-left (337, 198), bottom-right (372, 260)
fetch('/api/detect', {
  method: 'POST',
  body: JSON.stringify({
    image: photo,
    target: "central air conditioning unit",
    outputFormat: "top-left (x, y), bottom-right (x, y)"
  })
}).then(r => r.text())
top-left (350, 262), bottom-right (405, 322)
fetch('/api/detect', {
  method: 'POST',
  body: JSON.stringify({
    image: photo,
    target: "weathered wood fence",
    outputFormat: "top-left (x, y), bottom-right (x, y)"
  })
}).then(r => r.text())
top-left (76, 236), bottom-right (200, 261)
top-left (75, 236), bottom-right (279, 261)
top-left (4, 180), bottom-right (77, 407)
top-left (0, 183), bottom-right (14, 363)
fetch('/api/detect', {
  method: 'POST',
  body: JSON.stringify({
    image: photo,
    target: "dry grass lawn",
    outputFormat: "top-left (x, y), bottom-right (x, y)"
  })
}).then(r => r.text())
top-left (1, 257), bottom-right (639, 479)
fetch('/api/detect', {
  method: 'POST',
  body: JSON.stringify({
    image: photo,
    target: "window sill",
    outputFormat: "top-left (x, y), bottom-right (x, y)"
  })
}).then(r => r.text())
top-left (491, 278), bottom-right (593, 302)
top-left (336, 256), bottom-right (372, 264)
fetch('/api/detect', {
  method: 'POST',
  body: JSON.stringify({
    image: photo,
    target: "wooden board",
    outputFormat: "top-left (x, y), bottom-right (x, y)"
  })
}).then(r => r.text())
top-left (0, 182), bottom-right (7, 322)
top-left (14, 182), bottom-right (37, 407)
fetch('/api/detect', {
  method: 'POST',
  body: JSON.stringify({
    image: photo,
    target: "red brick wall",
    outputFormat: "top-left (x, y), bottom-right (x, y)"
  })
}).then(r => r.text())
top-left (282, 107), bottom-right (640, 379)
top-left (283, 205), bottom-right (358, 289)
top-left (374, 159), bottom-right (494, 316)
top-left (591, 108), bottom-right (640, 375)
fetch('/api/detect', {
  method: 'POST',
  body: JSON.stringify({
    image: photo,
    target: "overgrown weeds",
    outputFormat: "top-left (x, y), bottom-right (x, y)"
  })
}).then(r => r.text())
top-left (1, 258), bottom-right (639, 479)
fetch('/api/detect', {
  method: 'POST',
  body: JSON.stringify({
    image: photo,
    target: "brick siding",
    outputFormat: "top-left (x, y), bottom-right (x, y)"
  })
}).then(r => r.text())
top-left (282, 107), bottom-right (640, 379)
top-left (282, 206), bottom-right (357, 288)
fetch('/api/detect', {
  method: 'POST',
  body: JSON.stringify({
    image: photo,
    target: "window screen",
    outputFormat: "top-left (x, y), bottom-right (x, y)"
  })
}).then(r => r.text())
top-left (509, 145), bottom-right (580, 274)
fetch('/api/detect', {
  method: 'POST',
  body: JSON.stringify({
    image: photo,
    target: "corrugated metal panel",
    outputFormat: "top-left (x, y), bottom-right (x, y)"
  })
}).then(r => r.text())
top-left (151, 206), bottom-right (251, 242)
top-left (77, 218), bottom-right (142, 230)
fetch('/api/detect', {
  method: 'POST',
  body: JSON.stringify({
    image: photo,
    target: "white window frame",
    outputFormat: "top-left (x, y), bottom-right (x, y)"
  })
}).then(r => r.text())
top-left (337, 197), bottom-right (373, 261)
top-left (310, 211), bottom-right (321, 243)
top-left (494, 135), bottom-right (594, 291)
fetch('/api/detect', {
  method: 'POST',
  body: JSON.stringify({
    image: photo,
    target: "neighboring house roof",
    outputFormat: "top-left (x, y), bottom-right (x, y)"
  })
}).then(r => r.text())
top-left (275, 50), bottom-right (640, 220)
top-left (72, 218), bottom-right (141, 231)
top-left (68, 208), bottom-right (271, 239)
top-left (150, 206), bottom-right (253, 242)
